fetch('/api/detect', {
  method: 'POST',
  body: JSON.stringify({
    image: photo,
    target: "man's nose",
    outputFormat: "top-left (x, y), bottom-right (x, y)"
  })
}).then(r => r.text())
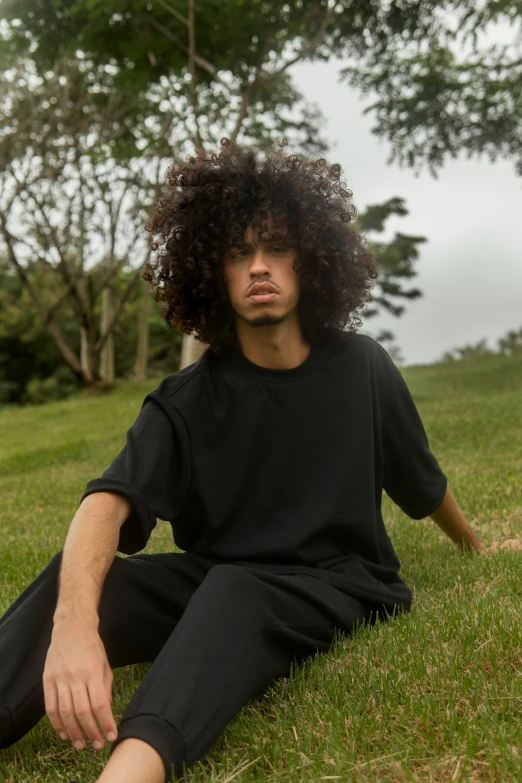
top-left (249, 248), bottom-right (270, 271)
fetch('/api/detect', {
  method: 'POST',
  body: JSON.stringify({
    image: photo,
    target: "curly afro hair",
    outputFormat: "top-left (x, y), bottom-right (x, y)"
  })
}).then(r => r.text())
top-left (143, 137), bottom-right (378, 355)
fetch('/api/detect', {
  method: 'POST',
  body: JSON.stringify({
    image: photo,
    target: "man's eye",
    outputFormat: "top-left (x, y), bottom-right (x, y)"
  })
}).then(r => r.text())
top-left (230, 246), bottom-right (289, 258)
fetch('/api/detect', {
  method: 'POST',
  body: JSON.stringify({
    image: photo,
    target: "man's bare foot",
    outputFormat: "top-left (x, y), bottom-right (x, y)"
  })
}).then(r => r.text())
top-left (96, 738), bottom-right (165, 783)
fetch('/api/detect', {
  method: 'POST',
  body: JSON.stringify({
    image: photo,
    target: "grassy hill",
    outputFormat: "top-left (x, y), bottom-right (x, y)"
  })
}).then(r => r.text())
top-left (0, 352), bottom-right (521, 783)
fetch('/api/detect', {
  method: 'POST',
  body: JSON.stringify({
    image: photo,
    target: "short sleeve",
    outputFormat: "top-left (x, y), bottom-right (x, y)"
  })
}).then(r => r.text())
top-left (80, 391), bottom-right (191, 554)
top-left (372, 341), bottom-right (447, 519)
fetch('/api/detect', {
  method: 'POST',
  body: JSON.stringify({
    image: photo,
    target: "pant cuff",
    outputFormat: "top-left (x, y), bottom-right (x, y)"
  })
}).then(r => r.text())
top-left (0, 701), bottom-right (15, 749)
top-left (109, 714), bottom-right (186, 782)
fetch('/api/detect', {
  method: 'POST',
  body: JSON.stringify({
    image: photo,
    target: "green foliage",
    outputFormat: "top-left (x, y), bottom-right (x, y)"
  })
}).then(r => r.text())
top-left (0, 262), bottom-right (181, 406)
top-left (340, 8), bottom-right (522, 178)
top-left (356, 197), bottom-right (425, 320)
top-left (2, 1), bottom-right (520, 176)
top-left (24, 365), bottom-right (79, 405)
top-left (497, 326), bottom-right (522, 356)
top-left (354, 197), bottom-right (429, 361)
top-left (0, 260), bottom-right (81, 404)
top-left (0, 3), bottom-right (333, 159)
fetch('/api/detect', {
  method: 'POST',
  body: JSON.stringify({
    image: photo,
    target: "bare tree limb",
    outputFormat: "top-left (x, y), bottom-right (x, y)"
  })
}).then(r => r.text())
top-left (95, 262), bottom-right (146, 354)
top-left (91, 260), bottom-right (127, 302)
top-left (148, 16), bottom-right (238, 94)
top-left (43, 267), bottom-right (87, 325)
top-left (229, 1), bottom-right (337, 142)
top-left (188, 0), bottom-right (204, 151)
top-left (0, 218), bottom-right (54, 267)
top-left (29, 190), bottom-right (92, 326)
top-left (229, 5), bottom-right (284, 142)
top-left (256, 3), bottom-right (337, 88)
top-left (0, 214), bottom-right (86, 379)
top-left (155, 0), bottom-right (188, 27)
top-left (2, 152), bottom-right (46, 215)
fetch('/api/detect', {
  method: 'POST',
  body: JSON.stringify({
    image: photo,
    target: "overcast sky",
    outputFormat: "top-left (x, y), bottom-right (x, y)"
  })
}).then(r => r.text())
top-left (290, 53), bottom-right (522, 367)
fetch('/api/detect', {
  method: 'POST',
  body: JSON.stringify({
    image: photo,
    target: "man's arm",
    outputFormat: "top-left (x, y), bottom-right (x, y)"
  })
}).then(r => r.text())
top-left (429, 484), bottom-right (484, 552)
top-left (43, 491), bottom-right (132, 753)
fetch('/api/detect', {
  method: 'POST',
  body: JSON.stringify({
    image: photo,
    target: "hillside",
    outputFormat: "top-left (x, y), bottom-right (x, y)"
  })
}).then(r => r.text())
top-left (0, 352), bottom-right (521, 783)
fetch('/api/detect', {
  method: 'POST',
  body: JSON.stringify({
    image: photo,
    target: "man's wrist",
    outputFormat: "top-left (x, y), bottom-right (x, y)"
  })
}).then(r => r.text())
top-left (53, 604), bottom-right (100, 631)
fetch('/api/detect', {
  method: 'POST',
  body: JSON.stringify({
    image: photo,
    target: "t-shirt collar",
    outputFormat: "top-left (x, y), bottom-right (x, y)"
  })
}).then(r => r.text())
top-left (224, 337), bottom-right (323, 383)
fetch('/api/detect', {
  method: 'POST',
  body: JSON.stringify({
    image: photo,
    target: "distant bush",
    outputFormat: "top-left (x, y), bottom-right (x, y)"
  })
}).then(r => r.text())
top-left (0, 263), bottom-right (180, 407)
top-left (497, 327), bottom-right (522, 357)
top-left (441, 326), bottom-right (522, 362)
top-left (24, 366), bottom-right (80, 405)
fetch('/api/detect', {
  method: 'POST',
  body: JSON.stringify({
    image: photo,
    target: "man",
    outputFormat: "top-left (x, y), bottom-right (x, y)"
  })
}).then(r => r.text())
top-left (0, 138), bottom-right (485, 783)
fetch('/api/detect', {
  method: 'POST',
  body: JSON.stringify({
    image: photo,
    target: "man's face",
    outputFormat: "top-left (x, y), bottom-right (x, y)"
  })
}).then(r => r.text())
top-left (222, 217), bottom-right (300, 330)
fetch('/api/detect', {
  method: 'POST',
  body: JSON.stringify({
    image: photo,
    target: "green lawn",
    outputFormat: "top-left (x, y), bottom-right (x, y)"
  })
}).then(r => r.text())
top-left (1, 353), bottom-right (521, 783)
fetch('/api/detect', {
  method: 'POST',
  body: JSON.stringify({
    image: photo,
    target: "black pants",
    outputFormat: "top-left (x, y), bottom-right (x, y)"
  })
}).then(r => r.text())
top-left (0, 549), bottom-right (378, 782)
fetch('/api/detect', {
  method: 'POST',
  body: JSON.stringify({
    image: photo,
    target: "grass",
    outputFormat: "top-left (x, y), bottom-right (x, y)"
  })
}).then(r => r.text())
top-left (0, 352), bottom-right (521, 783)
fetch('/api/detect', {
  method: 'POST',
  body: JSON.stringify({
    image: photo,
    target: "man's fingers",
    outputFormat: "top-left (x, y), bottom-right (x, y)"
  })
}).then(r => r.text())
top-left (500, 538), bottom-right (522, 550)
top-left (70, 684), bottom-right (105, 749)
top-left (88, 678), bottom-right (118, 744)
top-left (57, 683), bottom-right (87, 749)
top-left (43, 679), bottom-right (68, 740)
top-left (486, 537), bottom-right (522, 553)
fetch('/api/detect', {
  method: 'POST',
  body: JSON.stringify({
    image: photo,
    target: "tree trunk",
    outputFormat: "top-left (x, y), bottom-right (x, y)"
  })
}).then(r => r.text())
top-left (80, 326), bottom-right (90, 376)
top-left (180, 332), bottom-right (206, 370)
top-left (99, 284), bottom-right (115, 383)
top-left (133, 277), bottom-right (150, 381)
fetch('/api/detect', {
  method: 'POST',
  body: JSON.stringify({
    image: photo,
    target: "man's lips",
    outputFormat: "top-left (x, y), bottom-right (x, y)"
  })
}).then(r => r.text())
top-left (247, 292), bottom-right (279, 303)
top-left (247, 282), bottom-right (279, 301)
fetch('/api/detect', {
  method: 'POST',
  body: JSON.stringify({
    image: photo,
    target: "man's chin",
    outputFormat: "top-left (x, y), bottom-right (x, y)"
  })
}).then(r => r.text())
top-left (243, 313), bottom-right (287, 328)
top-left (233, 297), bottom-right (299, 328)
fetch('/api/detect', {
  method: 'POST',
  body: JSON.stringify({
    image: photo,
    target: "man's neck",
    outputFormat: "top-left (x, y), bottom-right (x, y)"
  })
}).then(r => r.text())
top-left (237, 335), bottom-right (312, 370)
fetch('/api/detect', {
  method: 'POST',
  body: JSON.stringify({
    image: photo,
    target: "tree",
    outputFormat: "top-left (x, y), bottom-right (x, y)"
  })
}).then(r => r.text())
top-left (0, 57), bottom-right (171, 387)
top-left (354, 196), bottom-right (428, 364)
top-left (3, 1), bottom-right (520, 178)
top-left (340, 4), bottom-right (522, 179)
top-left (497, 326), bottom-right (522, 357)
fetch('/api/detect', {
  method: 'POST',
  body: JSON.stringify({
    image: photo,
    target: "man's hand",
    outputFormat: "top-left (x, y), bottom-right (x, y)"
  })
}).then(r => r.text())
top-left (484, 537), bottom-right (522, 553)
top-left (43, 620), bottom-right (118, 750)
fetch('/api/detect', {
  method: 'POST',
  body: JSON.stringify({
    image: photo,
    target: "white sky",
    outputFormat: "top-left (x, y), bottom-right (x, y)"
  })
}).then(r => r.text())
top-left (290, 54), bottom-right (522, 367)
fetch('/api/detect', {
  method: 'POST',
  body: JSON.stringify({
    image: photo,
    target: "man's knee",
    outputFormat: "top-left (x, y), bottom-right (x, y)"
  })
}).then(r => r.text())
top-left (1, 548), bottom-right (64, 625)
top-left (36, 549), bottom-right (64, 586)
top-left (46, 549), bottom-right (64, 571)
top-left (30, 549), bottom-right (64, 594)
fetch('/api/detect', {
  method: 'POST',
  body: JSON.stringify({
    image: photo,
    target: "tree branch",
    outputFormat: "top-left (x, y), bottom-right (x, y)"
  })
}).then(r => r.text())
top-left (91, 260), bottom-right (126, 303)
top-left (229, 1), bottom-right (337, 142)
top-left (43, 267), bottom-right (87, 325)
top-left (229, 5), bottom-right (283, 142)
top-left (257, 3), bottom-right (337, 88)
top-left (29, 190), bottom-right (91, 325)
top-left (188, 0), bottom-right (204, 150)
top-left (148, 16), bottom-right (238, 94)
top-left (0, 214), bottom-right (85, 379)
top-left (94, 262), bottom-right (145, 354)
top-left (155, 0), bottom-right (188, 27)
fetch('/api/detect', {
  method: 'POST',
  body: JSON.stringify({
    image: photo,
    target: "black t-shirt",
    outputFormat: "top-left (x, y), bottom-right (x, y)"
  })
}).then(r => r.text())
top-left (81, 332), bottom-right (447, 612)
